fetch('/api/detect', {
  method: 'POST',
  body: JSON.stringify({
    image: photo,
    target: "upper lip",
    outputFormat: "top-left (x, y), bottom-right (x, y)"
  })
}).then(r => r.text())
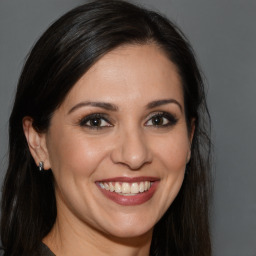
top-left (96, 176), bottom-right (160, 183)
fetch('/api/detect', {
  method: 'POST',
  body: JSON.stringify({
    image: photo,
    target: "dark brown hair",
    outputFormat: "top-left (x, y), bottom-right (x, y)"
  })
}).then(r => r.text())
top-left (1, 1), bottom-right (212, 255)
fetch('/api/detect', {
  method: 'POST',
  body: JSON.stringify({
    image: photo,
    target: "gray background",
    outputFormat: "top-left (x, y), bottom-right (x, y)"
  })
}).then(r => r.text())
top-left (0, 0), bottom-right (255, 255)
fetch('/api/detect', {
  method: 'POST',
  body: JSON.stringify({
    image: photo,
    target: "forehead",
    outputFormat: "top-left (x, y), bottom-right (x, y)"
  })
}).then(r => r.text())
top-left (62, 43), bottom-right (184, 109)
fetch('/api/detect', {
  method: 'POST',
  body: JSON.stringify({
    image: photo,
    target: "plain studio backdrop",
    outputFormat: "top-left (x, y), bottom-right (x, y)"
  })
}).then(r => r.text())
top-left (0, 1), bottom-right (255, 255)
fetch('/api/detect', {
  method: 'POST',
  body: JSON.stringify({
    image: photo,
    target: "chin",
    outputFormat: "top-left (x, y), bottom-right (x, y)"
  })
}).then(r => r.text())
top-left (103, 219), bottom-right (155, 239)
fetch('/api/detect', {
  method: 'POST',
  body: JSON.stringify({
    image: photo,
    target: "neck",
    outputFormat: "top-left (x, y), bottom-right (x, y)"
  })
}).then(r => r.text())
top-left (43, 210), bottom-right (152, 256)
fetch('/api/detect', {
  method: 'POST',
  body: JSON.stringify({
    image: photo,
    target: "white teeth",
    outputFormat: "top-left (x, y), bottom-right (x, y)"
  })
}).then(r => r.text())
top-left (109, 182), bottom-right (115, 192)
top-left (122, 182), bottom-right (131, 194)
top-left (115, 182), bottom-right (122, 193)
top-left (99, 181), bottom-right (152, 194)
top-left (145, 181), bottom-right (150, 190)
top-left (104, 182), bottom-right (109, 191)
top-left (139, 182), bottom-right (145, 192)
top-left (130, 183), bottom-right (139, 194)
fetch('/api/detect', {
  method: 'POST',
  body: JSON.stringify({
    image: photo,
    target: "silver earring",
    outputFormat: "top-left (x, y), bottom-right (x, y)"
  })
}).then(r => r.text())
top-left (38, 161), bottom-right (44, 171)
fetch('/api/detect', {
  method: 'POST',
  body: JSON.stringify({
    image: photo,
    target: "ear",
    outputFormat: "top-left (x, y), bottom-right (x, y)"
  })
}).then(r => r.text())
top-left (22, 117), bottom-right (51, 170)
top-left (186, 118), bottom-right (196, 163)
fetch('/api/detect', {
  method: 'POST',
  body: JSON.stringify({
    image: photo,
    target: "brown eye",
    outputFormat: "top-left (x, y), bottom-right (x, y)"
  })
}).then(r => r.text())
top-left (79, 113), bottom-right (112, 129)
top-left (89, 118), bottom-right (102, 127)
top-left (151, 116), bottom-right (164, 126)
top-left (145, 112), bottom-right (178, 127)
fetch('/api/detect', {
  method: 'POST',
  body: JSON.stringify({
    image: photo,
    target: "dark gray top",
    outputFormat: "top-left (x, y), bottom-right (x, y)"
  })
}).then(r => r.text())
top-left (35, 243), bottom-right (55, 256)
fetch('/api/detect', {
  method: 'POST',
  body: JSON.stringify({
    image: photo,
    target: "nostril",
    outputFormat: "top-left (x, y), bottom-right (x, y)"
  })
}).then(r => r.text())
top-left (113, 149), bottom-right (152, 170)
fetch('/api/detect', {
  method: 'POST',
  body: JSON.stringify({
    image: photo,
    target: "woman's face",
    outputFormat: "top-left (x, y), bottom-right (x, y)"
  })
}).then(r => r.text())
top-left (42, 44), bottom-right (193, 238)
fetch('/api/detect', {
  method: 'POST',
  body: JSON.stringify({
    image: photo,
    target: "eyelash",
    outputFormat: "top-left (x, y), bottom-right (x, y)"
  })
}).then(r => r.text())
top-left (145, 112), bottom-right (178, 128)
top-left (78, 112), bottom-right (178, 130)
top-left (79, 113), bottom-right (111, 130)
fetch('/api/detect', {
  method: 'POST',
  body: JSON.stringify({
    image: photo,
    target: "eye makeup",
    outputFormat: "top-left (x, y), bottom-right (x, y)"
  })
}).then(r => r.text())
top-left (79, 113), bottom-right (112, 130)
top-left (77, 110), bottom-right (178, 131)
top-left (145, 111), bottom-right (178, 128)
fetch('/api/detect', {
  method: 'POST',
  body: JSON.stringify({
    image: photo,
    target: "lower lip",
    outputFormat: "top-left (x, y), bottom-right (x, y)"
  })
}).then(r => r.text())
top-left (96, 181), bottom-right (159, 206)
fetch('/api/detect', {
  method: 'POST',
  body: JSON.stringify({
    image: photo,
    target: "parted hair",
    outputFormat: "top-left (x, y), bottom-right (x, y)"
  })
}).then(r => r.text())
top-left (1, 1), bottom-right (212, 255)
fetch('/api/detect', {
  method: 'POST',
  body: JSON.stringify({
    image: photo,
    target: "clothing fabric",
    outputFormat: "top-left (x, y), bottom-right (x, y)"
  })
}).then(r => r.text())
top-left (33, 243), bottom-right (55, 256)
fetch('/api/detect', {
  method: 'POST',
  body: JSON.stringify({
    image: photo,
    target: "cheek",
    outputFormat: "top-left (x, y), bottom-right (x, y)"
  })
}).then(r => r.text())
top-left (46, 128), bottom-right (109, 180)
top-left (153, 131), bottom-right (189, 209)
top-left (154, 132), bottom-right (190, 172)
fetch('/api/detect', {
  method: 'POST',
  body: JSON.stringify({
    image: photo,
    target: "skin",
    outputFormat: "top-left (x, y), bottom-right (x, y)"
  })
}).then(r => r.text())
top-left (23, 44), bottom-right (194, 256)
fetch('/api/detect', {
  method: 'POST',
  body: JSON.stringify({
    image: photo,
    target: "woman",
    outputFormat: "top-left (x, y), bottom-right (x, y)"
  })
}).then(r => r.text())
top-left (0, 0), bottom-right (212, 255)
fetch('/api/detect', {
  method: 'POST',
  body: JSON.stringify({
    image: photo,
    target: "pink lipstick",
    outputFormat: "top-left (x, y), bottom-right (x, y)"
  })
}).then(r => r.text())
top-left (96, 177), bottom-right (159, 206)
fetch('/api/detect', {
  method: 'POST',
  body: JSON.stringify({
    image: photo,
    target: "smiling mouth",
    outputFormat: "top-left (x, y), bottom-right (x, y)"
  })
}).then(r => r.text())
top-left (96, 177), bottom-right (159, 206)
top-left (98, 181), bottom-right (152, 196)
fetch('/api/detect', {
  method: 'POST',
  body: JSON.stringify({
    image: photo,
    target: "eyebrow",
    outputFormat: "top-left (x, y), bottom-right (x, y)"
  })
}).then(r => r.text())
top-left (68, 98), bottom-right (182, 114)
top-left (146, 99), bottom-right (183, 112)
top-left (68, 101), bottom-right (118, 114)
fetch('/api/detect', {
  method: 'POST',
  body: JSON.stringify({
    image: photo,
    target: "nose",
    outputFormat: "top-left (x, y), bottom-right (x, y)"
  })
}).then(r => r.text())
top-left (110, 128), bottom-right (152, 170)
